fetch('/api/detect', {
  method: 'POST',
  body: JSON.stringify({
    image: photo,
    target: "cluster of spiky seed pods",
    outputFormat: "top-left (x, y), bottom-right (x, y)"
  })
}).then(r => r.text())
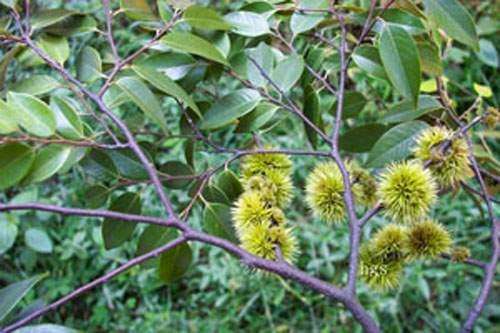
top-left (303, 126), bottom-right (472, 290)
top-left (231, 126), bottom-right (471, 289)
top-left (232, 152), bottom-right (298, 262)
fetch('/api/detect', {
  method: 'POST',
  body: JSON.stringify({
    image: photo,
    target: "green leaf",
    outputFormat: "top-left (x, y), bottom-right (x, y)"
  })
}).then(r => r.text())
top-left (159, 161), bottom-right (194, 189)
top-left (107, 149), bottom-right (149, 180)
top-left (137, 226), bottom-right (179, 267)
top-left (0, 219), bottom-right (18, 255)
top-left (376, 9), bottom-right (426, 35)
top-left (184, 5), bottom-right (231, 30)
top-left (247, 42), bottom-right (274, 88)
top-left (303, 84), bottom-right (322, 148)
top-left (352, 45), bottom-right (388, 79)
top-left (339, 124), bottom-right (388, 153)
top-left (423, 0), bottom-right (479, 50)
top-left (366, 121), bottom-right (429, 168)
top-left (116, 76), bottom-right (169, 134)
top-left (158, 240), bottom-right (192, 284)
top-left (235, 103), bottom-right (277, 133)
top-left (162, 31), bottom-right (228, 66)
top-left (0, 99), bottom-right (18, 134)
top-left (381, 95), bottom-right (442, 124)
top-left (102, 193), bottom-right (142, 250)
top-left (25, 228), bottom-right (53, 253)
top-left (31, 9), bottom-right (75, 30)
top-left (136, 53), bottom-right (196, 80)
top-left (103, 84), bottom-right (130, 109)
top-left (84, 185), bottom-right (110, 209)
top-left (132, 64), bottom-right (200, 117)
top-left (476, 39), bottom-right (498, 68)
top-left (14, 324), bottom-right (79, 333)
top-left (332, 91), bottom-right (367, 119)
top-left (24, 145), bottom-right (72, 183)
top-left (10, 75), bottom-right (59, 96)
top-left (0, 275), bottom-right (45, 321)
top-left (44, 15), bottom-right (97, 36)
top-left (290, 0), bottom-right (328, 35)
top-left (80, 149), bottom-right (118, 180)
top-left (7, 92), bottom-right (56, 137)
top-left (271, 54), bottom-right (304, 93)
top-left (120, 0), bottom-right (156, 21)
top-left (224, 11), bottom-right (269, 37)
top-left (217, 170), bottom-right (243, 202)
top-left (417, 41), bottom-right (443, 76)
top-left (76, 46), bottom-right (102, 83)
top-left (200, 89), bottom-right (261, 130)
top-left (50, 97), bottom-right (84, 140)
top-left (379, 24), bottom-right (421, 107)
top-left (203, 203), bottom-right (238, 242)
top-left (39, 35), bottom-right (70, 65)
top-left (0, 144), bottom-right (35, 190)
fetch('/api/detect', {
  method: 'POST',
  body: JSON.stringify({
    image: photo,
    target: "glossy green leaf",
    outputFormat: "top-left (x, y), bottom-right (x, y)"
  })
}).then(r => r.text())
top-left (224, 11), bottom-right (269, 37)
top-left (137, 226), bottom-right (179, 267)
top-left (203, 203), bottom-right (238, 242)
top-left (352, 45), bottom-right (387, 79)
top-left (235, 103), bottom-right (277, 133)
top-left (107, 149), bottom-right (149, 180)
top-left (31, 9), bottom-right (75, 30)
top-left (332, 91), bottom-right (367, 119)
top-left (200, 89), bottom-right (261, 130)
top-left (102, 193), bottom-right (142, 250)
top-left (80, 150), bottom-right (118, 180)
top-left (158, 239), bottom-right (192, 284)
top-left (303, 84), bottom-right (322, 148)
top-left (25, 228), bottom-right (53, 253)
top-left (120, 0), bottom-right (156, 21)
top-left (162, 31), bottom-right (228, 66)
top-left (381, 95), bottom-right (442, 124)
top-left (76, 46), bottom-right (102, 83)
top-left (366, 121), bottom-right (429, 168)
top-left (423, 0), bottom-right (479, 50)
top-left (0, 99), bottom-right (18, 134)
top-left (417, 41), bottom-right (443, 76)
top-left (247, 42), bottom-right (274, 88)
top-left (160, 161), bottom-right (194, 189)
top-left (217, 170), bottom-right (243, 202)
top-left (132, 64), bottom-right (200, 117)
top-left (84, 185), bottom-right (110, 209)
top-left (476, 39), bottom-right (498, 68)
top-left (375, 9), bottom-right (426, 35)
top-left (0, 220), bottom-right (18, 255)
top-left (10, 75), bottom-right (59, 96)
top-left (290, 0), bottom-right (328, 35)
top-left (271, 54), bottom-right (304, 93)
top-left (44, 15), bottom-right (97, 36)
top-left (7, 92), bottom-right (56, 137)
top-left (39, 35), bottom-right (70, 65)
top-left (184, 5), bottom-right (231, 30)
top-left (24, 145), bottom-right (72, 183)
top-left (137, 53), bottom-right (196, 81)
top-left (379, 24), bottom-right (421, 107)
top-left (50, 97), bottom-right (84, 140)
top-left (0, 144), bottom-right (35, 190)
top-left (116, 76), bottom-right (168, 134)
top-left (339, 124), bottom-right (388, 153)
top-left (0, 275), bottom-right (45, 321)
top-left (103, 84), bottom-right (130, 109)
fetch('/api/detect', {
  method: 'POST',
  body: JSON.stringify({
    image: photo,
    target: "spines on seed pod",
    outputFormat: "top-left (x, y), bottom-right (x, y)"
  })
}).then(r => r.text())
top-left (347, 160), bottom-right (378, 207)
top-left (359, 243), bottom-right (404, 291)
top-left (405, 219), bottom-right (452, 260)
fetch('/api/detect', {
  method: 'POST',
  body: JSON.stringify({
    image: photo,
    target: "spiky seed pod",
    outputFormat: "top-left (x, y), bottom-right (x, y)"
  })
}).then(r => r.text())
top-left (241, 151), bottom-right (292, 181)
top-left (243, 171), bottom-right (293, 208)
top-left (413, 126), bottom-right (473, 188)
top-left (232, 191), bottom-right (271, 235)
top-left (359, 244), bottom-right (404, 290)
top-left (450, 246), bottom-right (471, 263)
top-left (305, 161), bottom-right (346, 223)
top-left (372, 224), bottom-right (409, 262)
top-left (484, 107), bottom-right (499, 129)
top-left (405, 219), bottom-right (452, 260)
top-left (240, 222), bottom-right (298, 262)
top-left (347, 160), bottom-right (378, 207)
top-left (377, 161), bottom-right (437, 223)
